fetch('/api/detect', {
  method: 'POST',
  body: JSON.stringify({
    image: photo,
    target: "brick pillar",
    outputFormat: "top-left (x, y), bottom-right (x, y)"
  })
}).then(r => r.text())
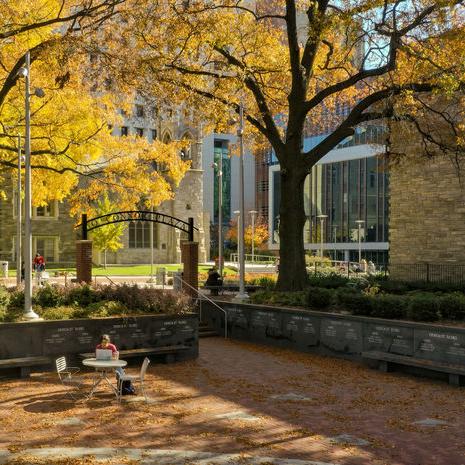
top-left (76, 240), bottom-right (93, 284)
top-left (181, 241), bottom-right (198, 296)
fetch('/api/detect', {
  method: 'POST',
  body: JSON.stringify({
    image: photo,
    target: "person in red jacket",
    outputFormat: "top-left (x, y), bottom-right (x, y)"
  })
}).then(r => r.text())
top-left (32, 253), bottom-right (45, 286)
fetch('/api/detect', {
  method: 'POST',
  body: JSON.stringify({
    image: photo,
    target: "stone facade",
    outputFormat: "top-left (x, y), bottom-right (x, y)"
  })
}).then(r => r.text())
top-left (389, 124), bottom-right (465, 280)
top-left (0, 191), bottom-right (77, 266)
top-left (0, 105), bottom-right (208, 268)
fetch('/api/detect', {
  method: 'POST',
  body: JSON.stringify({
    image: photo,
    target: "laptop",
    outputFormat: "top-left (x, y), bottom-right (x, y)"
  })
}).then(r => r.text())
top-left (95, 349), bottom-right (113, 361)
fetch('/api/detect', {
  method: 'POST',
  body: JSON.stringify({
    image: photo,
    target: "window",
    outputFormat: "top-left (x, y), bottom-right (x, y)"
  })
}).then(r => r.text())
top-left (128, 222), bottom-right (157, 248)
top-left (135, 128), bottom-right (144, 137)
top-left (121, 126), bottom-right (128, 136)
top-left (151, 129), bottom-right (157, 141)
top-left (180, 147), bottom-right (191, 160)
top-left (33, 236), bottom-right (58, 263)
top-left (135, 105), bottom-right (144, 118)
top-left (33, 201), bottom-right (58, 218)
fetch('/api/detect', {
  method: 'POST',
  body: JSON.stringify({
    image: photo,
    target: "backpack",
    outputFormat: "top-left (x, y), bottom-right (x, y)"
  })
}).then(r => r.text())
top-left (121, 380), bottom-right (136, 395)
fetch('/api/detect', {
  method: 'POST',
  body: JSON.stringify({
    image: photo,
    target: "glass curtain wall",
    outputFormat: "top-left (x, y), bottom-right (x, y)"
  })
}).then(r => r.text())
top-left (307, 155), bottom-right (389, 262)
top-left (213, 140), bottom-right (231, 225)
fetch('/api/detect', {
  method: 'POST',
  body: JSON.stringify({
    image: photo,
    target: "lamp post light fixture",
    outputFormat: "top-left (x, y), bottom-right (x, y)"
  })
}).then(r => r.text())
top-left (355, 219), bottom-right (365, 264)
top-left (249, 210), bottom-right (258, 263)
top-left (17, 50), bottom-right (44, 320)
top-left (317, 214), bottom-right (328, 259)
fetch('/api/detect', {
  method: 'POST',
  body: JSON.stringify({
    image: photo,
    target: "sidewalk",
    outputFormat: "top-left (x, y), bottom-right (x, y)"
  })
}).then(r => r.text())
top-left (0, 338), bottom-right (464, 464)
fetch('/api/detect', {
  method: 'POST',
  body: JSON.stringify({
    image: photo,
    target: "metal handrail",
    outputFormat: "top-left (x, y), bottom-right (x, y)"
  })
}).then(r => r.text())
top-left (178, 277), bottom-right (227, 339)
top-left (230, 253), bottom-right (277, 264)
top-left (94, 275), bottom-right (117, 286)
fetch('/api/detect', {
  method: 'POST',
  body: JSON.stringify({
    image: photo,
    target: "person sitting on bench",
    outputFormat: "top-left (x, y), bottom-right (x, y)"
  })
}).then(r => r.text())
top-left (205, 266), bottom-right (222, 295)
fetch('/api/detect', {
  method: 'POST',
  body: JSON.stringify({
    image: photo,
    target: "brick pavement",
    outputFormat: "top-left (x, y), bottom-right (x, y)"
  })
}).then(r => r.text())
top-left (0, 338), bottom-right (464, 465)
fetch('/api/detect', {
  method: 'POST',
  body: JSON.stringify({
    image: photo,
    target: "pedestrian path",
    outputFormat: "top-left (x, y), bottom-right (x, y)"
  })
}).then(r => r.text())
top-left (0, 447), bottom-right (338, 465)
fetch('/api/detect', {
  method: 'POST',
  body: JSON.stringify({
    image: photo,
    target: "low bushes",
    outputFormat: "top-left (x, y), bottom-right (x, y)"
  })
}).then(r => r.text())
top-left (0, 283), bottom-right (194, 322)
top-left (336, 288), bottom-right (373, 316)
top-left (249, 284), bottom-right (465, 323)
top-left (307, 287), bottom-right (333, 309)
top-left (406, 294), bottom-right (439, 322)
top-left (371, 294), bottom-right (407, 319)
top-left (438, 293), bottom-right (465, 320)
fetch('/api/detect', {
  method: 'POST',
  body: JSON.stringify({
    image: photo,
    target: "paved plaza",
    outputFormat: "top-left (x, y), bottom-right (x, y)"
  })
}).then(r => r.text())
top-left (0, 338), bottom-right (464, 465)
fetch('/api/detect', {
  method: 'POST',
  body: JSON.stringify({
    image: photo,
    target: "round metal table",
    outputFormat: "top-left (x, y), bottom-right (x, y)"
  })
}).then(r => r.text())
top-left (82, 358), bottom-right (127, 400)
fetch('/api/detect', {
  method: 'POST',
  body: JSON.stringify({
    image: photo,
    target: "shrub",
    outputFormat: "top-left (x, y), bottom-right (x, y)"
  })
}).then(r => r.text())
top-left (306, 287), bottom-right (333, 309)
top-left (371, 294), bottom-right (407, 319)
top-left (406, 294), bottom-right (439, 321)
top-left (376, 280), bottom-right (410, 295)
top-left (97, 284), bottom-right (193, 314)
top-left (7, 289), bottom-right (24, 309)
top-left (250, 276), bottom-right (276, 290)
top-left (249, 291), bottom-right (306, 307)
top-left (308, 273), bottom-right (349, 289)
top-left (250, 290), bottom-right (272, 305)
top-left (1, 306), bottom-right (24, 322)
top-left (64, 284), bottom-right (98, 307)
top-left (0, 286), bottom-right (10, 311)
top-left (438, 293), bottom-right (465, 320)
top-left (86, 300), bottom-right (128, 318)
top-left (337, 288), bottom-right (373, 316)
top-left (39, 306), bottom-right (75, 320)
top-left (33, 284), bottom-right (64, 308)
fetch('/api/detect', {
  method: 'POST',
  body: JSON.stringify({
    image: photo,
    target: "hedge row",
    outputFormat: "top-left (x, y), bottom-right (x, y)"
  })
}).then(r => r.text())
top-left (0, 284), bottom-right (194, 322)
top-left (250, 287), bottom-right (465, 322)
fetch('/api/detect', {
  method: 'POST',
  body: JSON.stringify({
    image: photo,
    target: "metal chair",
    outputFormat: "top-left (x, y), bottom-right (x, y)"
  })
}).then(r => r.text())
top-left (55, 356), bottom-right (84, 400)
top-left (117, 357), bottom-right (150, 403)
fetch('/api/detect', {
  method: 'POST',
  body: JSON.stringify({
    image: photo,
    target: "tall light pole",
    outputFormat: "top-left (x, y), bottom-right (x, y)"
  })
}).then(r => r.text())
top-left (235, 101), bottom-right (248, 300)
top-left (212, 156), bottom-right (223, 276)
top-left (355, 219), bottom-right (365, 264)
top-left (18, 51), bottom-right (43, 320)
top-left (233, 210), bottom-right (240, 261)
top-left (249, 210), bottom-right (258, 263)
top-left (317, 214), bottom-right (328, 259)
top-left (16, 134), bottom-right (22, 287)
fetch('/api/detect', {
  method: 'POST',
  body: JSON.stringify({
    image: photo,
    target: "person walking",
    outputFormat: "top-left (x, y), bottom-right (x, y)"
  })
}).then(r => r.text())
top-left (33, 253), bottom-right (45, 286)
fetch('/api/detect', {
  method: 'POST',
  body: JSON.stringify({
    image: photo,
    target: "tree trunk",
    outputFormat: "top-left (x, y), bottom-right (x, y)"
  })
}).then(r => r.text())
top-left (104, 249), bottom-right (107, 269)
top-left (276, 166), bottom-right (308, 291)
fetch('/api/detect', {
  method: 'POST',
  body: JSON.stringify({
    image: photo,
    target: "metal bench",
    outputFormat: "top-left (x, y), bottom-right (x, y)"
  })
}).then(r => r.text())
top-left (79, 345), bottom-right (190, 364)
top-left (362, 350), bottom-right (465, 386)
top-left (0, 356), bottom-right (52, 378)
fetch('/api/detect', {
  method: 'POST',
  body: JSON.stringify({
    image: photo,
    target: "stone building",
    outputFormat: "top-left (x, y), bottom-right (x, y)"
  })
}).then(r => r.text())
top-left (0, 102), bottom-right (208, 268)
top-left (388, 103), bottom-right (465, 281)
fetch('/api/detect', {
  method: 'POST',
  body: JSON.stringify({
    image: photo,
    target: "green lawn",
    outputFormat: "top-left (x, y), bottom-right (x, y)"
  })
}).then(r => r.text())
top-left (4, 264), bottom-right (237, 277)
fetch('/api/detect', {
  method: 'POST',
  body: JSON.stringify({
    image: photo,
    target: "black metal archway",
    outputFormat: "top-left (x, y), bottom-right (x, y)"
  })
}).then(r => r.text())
top-left (77, 211), bottom-right (198, 241)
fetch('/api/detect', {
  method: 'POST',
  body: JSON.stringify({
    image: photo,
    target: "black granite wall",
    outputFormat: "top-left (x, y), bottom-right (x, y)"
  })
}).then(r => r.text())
top-left (202, 301), bottom-right (465, 366)
top-left (0, 314), bottom-right (198, 362)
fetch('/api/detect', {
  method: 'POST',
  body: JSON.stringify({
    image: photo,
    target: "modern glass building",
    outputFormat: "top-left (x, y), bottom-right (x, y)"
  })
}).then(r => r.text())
top-left (269, 129), bottom-right (389, 264)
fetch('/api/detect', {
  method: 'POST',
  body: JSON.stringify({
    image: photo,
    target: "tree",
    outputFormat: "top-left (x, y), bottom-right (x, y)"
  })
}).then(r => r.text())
top-left (103, 0), bottom-right (465, 290)
top-left (226, 218), bottom-right (269, 252)
top-left (0, 0), bottom-right (191, 216)
top-left (90, 194), bottom-right (126, 268)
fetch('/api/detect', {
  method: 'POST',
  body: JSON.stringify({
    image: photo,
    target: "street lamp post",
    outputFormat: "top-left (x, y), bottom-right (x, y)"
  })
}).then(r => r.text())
top-left (212, 155), bottom-right (223, 277)
top-left (235, 102), bottom-right (248, 300)
top-left (249, 210), bottom-right (258, 263)
top-left (317, 214), bottom-right (328, 260)
top-left (233, 210), bottom-right (240, 261)
top-left (18, 51), bottom-right (44, 320)
top-left (355, 220), bottom-right (365, 264)
top-left (16, 134), bottom-right (22, 287)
